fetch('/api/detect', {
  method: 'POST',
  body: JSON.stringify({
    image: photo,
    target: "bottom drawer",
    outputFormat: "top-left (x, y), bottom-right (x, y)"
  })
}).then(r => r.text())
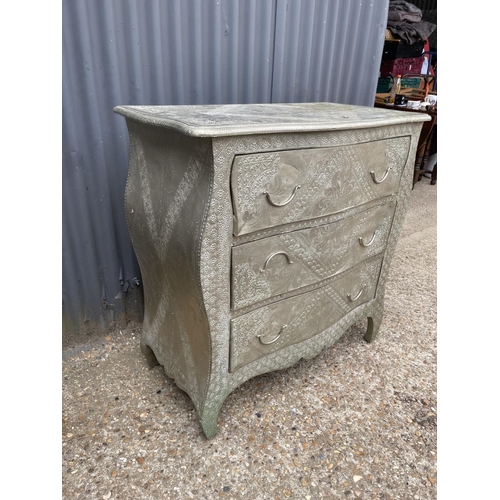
top-left (229, 256), bottom-right (383, 372)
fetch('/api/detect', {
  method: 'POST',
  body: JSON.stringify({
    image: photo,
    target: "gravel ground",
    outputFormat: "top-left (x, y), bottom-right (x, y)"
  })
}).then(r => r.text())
top-left (62, 178), bottom-right (437, 500)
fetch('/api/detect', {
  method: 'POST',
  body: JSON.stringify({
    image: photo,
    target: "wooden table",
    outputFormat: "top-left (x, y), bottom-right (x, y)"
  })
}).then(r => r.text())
top-left (374, 100), bottom-right (437, 187)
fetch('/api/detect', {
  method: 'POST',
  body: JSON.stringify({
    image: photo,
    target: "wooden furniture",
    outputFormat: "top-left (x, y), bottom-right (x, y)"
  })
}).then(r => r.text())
top-left (113, 103), bottom-right (429, 439)
top-left (430, 160), bottom-right (437, 185)
top-left (374, 100), bottom-right (437, 187)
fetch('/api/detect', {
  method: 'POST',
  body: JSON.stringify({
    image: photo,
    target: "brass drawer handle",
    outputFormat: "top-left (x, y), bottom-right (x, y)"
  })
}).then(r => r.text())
top-left (358, 230), bottom-right (378, 247)
top-left (263, 185), bottom-right (301, 207)
top-left (347, 284), bottom-right (366, 302)
top-left (257, 325), bottom-right (287, 345)
top-left (260, 251), bottom-right (293, 273)
top-left (370, 167), bottom-right (392, 184)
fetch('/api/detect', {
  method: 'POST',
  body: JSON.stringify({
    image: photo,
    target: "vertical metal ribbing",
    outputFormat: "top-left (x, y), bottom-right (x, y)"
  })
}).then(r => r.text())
top-left (62, 0), bottom-right (389, 334)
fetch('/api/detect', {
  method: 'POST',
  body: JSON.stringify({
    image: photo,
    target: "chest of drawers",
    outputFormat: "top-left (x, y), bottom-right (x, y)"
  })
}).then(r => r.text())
top-left (114, 103), bottom-right (429, 439)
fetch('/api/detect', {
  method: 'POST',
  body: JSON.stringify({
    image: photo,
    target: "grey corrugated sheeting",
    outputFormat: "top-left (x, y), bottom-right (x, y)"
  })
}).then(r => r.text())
top-left (272, 0), bottom-right (389, 105)
top-left (62, 0), bottom-right (389, 336)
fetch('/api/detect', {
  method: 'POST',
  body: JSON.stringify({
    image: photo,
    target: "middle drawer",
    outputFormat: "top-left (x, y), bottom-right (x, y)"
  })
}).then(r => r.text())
top-left (231, 200), bottom-right (395, 310)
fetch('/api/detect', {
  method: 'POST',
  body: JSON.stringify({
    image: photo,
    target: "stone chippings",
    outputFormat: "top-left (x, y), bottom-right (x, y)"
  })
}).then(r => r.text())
top-left (62, 181), bottom-right (436, 500)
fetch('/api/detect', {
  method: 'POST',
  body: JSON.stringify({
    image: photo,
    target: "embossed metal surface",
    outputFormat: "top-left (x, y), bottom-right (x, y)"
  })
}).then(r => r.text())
top-left (230, 138), bottom-right (410, 235)
top-left (123, 121), bottom-right (213, 413)
top-left (114, 102), bottom-right (429, 137)
top-left (115, 102), bottom-right (430, 439)
top-left (231, 201), bottom-right (396, 310)
top-left (230, 255), bottom-right (383, 372)
top-left (198, 122), bottom-right (426, 439)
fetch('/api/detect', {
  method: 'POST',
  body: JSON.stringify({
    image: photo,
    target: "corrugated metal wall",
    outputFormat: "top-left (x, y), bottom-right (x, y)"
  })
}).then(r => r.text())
top-left (272, 0), bottom-right (386, 104)
top-left (62, 0), bottom-right (389, 337)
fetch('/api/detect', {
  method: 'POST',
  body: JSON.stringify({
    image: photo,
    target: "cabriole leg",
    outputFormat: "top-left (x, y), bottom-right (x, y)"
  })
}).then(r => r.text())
top-left (364, 311), bottom-right (383, 343)
top-left (198, 395), bottom-right (227, 440)
top-left (140, 341), bottom-right (160, 368)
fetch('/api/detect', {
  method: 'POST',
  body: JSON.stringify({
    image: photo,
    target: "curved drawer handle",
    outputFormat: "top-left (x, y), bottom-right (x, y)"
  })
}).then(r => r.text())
top-left (257, 324), bottom-right (287, 345)
top-left (358, 230), bottom-right (379, 247)
top-left (260, 251), bottom-right (293, 273)
top-left (347, 284), bottom-right (366, 302)
top-left (263, 185), bottom-right (301, 207)
top-left (370, 167), bottom-right (392, 184)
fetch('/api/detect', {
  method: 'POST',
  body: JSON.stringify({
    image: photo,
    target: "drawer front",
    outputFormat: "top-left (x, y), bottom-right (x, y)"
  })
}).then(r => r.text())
top-left (231, 136), bottom-right (410, 236)
top-left (229, 256), bottom-right (383, 372)
top-left (232, 201), bottom-right (395, 310)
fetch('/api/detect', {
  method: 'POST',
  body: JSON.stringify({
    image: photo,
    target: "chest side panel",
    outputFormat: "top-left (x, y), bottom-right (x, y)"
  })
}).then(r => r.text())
top-left (124, 121), bottom-right (213, 411)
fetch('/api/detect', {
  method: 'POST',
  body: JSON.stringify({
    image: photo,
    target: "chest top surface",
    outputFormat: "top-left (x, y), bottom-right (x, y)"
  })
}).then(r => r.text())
top-left (113, 102), bottom-right (429, 137)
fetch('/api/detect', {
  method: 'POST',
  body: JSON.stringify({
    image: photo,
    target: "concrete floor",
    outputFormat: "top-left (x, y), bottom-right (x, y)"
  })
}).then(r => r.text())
top-left (62, 178), bottom-right (437, 500)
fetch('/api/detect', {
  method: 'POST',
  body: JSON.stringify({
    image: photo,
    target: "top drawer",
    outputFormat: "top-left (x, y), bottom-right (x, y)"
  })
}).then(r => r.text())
top-left (230, 136), bottom-right (410, 236)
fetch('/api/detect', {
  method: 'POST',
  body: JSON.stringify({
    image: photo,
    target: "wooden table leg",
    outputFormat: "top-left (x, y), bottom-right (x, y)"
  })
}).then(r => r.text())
top-left (413, 140), bottom-right (426, 189)
top-left (420, 127), bottom-right (435, 179)
top-left (430, 163), bottom-right (436, 185)
top-left (412, 117), bottom-right (436, 189)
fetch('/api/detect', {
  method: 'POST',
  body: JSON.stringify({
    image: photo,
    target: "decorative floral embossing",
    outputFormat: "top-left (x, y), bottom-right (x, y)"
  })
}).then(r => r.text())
top-left (231, 137), bottom-right (411, 235)
top-left (197, 122), bottom-right (422, 438)
top-left (120, 105), bottom-right (426, 439)
top-left (230, 256), bottom-right (384, 371)
top-left (231, 201), bottom-right (396, 309)
top-left (232, 263), bottom-right (272, 308)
